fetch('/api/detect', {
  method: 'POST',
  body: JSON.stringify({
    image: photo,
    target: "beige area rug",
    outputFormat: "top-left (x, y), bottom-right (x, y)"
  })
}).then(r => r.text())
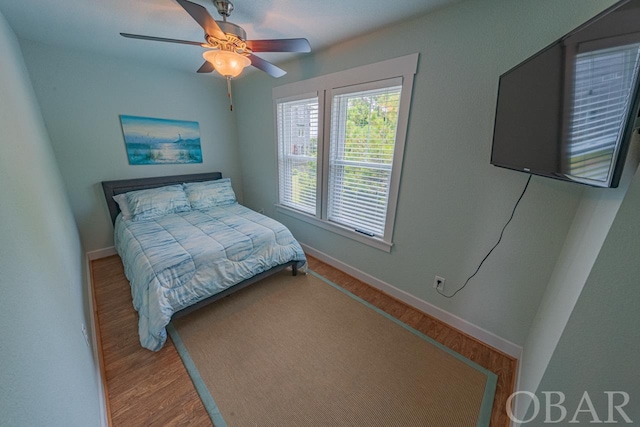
top-left (169, 270), bottom-right (496, 427)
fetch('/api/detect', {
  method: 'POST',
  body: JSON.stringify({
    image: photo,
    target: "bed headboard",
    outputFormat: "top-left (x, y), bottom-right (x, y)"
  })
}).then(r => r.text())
top-left (101, 172), bottom-right (223, 225)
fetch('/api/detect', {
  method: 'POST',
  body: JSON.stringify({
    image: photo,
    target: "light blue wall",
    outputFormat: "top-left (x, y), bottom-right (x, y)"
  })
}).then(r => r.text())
top-left (526, 160), bottom-right (640, 425)
top-left (233, 0), bottom-right (616, 345)
top-left (0, 10), bottom-right (101, 427)
top-left (19, 40), bottom-right (243, 252)
top-left (516, 140), bottom-right (638, 420)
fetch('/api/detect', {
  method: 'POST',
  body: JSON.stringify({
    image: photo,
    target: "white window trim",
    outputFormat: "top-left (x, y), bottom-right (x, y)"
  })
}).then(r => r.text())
top-left (326, 78), bottom-right (403, 238)
top-left (274, 91), bottom-right (321, 216)
top-left (273, 53), bottom-right (419, 252)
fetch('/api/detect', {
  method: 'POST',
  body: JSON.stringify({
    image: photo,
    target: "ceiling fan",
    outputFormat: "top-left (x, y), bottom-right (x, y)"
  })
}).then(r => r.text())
top-left (121, 0), bottom-right (311, 108)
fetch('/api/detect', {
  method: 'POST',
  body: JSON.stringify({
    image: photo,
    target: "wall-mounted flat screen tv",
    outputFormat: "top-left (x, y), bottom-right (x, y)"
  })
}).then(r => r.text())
top-left (492, 0), bottom-right (640, 188)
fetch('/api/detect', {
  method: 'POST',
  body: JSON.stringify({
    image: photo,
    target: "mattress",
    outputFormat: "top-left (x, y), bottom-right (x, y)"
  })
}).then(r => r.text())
top-left (114, 203), bottom-right (307, 350)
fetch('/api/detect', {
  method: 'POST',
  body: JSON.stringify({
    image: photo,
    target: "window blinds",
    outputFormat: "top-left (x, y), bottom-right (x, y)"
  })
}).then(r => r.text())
top-left (276, 97), bottom-right (319, 215)
top-left (568, 43), bottom-right (640, 181)
top-left (328, 85), bottom-right (401, 236)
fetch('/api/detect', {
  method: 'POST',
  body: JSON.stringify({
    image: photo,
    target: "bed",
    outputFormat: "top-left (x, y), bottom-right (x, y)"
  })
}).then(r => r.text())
top-left (102, 172), bottom-right (307, 351)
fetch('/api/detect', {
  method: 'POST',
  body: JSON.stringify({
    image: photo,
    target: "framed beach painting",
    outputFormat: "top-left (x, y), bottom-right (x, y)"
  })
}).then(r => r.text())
top-left (120, 115), bottom-right (203, 165)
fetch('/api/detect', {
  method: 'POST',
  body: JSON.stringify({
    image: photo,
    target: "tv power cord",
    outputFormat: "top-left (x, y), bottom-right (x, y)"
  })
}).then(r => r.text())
top-left (437, 174), bottom-right (532, 298)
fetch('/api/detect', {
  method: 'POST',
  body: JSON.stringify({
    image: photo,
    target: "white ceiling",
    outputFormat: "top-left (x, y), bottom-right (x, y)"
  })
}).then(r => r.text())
top-left (0, 0), bottom-right (459, 74)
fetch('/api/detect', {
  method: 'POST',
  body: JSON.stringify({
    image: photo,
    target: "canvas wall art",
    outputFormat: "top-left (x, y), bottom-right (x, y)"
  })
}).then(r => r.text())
top-left (120, 115), bottom-right (203, 165)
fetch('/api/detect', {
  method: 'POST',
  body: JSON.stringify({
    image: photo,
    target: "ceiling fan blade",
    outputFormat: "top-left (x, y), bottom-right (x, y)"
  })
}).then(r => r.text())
top-left (246, 38), bottom-right (311, 53)
top-left (120, 33), bottom-right (204, 46)
top-left (197, 61), bottom-right (215, 73)
top-left (176, 0), bottom-right (227, 41)
top-left (248, 54), bottom-right (287, 78)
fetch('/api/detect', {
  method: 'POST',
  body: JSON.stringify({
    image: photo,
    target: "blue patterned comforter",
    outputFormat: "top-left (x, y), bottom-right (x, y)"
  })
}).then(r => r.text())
top-left (114, 203), bottom-right (307, 351)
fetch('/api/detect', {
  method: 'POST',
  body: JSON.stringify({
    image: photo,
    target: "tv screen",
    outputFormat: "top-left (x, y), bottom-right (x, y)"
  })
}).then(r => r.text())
top-left (491, 0), bottom-right (640, 188)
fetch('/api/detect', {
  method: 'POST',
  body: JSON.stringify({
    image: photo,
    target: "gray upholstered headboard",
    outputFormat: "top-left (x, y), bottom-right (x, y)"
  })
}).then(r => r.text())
top-left (101, 172), bottom-right (223, 225)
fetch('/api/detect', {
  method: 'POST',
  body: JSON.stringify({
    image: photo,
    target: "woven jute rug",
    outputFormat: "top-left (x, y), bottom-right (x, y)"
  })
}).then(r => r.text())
top-left (169, 270), bottom-right (496, 427)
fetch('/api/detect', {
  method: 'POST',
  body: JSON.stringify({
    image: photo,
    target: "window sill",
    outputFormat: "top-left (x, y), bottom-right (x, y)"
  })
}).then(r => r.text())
top-left (275, 204), bottom-right (393, 253)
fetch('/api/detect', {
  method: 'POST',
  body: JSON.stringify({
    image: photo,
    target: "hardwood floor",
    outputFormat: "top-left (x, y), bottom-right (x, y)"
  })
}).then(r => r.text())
top-left (92, 254), bottom-right (517, 427)
top-left (92, 256), bottom-right (213, 427)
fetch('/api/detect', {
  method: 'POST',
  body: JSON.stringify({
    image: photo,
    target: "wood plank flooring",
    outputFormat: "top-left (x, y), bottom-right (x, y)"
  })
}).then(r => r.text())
top-left (92, 254), bottom-right (516, 427)
top-left (92, 256), bottom-right (213, 427)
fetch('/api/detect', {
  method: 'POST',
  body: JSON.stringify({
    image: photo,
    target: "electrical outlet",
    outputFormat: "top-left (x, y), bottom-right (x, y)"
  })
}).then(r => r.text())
top-left (81, 323), bottom-right (90, 348)
top-left (433, 275), bottom-right (445, 291)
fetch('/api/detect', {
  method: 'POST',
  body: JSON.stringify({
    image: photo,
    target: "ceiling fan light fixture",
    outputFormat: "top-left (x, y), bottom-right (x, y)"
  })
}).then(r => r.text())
top-left (202, 50), bottom-right (250, 78)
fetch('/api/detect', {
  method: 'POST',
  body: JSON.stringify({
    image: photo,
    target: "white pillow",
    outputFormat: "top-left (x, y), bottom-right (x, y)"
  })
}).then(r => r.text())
top-left (183, 178), bottom-right (237, 209)
top-left (112, 193), bottom-right (133, 220)
top-left (125, 184), bottom-right (191, 221)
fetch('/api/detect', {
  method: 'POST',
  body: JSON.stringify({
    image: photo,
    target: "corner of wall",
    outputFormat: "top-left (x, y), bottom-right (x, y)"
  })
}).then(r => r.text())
top-left (513, 136), bottom-right (640, 420)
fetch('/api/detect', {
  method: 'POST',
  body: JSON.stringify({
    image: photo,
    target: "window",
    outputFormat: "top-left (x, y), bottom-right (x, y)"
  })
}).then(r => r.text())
top-left (274, 54), bottom-right (418, 251)
top-left (277, 96), bottom-right (319, 215)
top-left (328, 81), bottom-right (402, 236)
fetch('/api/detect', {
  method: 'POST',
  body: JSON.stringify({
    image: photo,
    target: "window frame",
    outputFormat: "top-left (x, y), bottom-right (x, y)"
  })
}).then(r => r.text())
top-left (326, 78), bottom-right (404, 238)
top-left (273, 53), bottom-right (418, 252)
top-left (275, 91), bottom-right (322, 216)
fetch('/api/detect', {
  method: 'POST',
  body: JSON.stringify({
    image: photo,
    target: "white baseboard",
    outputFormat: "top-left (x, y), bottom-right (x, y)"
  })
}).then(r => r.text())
top-left (301, 243), bottom-right (523, 359)
top-left (87, 246), bottom-right (117, 260)
top-left (85, 255), bottom-right (109, 427)
top-left (511, 361), bottom-right (525, 427)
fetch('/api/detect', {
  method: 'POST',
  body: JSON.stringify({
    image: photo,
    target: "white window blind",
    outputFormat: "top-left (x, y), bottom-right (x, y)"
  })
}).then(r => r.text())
top-left (328, 85), bottom-right (402, 236)
top-left (273, 54), bottom-right (418, 251)
top-left (568, 43), bottom-right (640, 181)
top-left (277, 96), bottom-right (319, 215)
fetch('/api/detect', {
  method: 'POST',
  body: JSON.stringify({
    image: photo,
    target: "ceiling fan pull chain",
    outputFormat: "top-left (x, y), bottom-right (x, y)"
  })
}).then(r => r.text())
top-left (227, 76), bottom-right (233, 111)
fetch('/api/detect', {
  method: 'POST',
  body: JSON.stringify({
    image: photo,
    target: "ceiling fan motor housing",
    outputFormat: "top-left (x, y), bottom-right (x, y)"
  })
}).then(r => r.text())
top-left (205, 21), bottom-right (249, 54)
top-left (215, 21), bottom-right (246, 40)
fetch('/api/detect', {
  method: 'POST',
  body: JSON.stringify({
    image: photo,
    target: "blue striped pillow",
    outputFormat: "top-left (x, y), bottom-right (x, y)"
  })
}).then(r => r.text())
top-left (125, 184), bottom-right (191, 221)
top-left (183, 178), bottom-right (237, 209)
